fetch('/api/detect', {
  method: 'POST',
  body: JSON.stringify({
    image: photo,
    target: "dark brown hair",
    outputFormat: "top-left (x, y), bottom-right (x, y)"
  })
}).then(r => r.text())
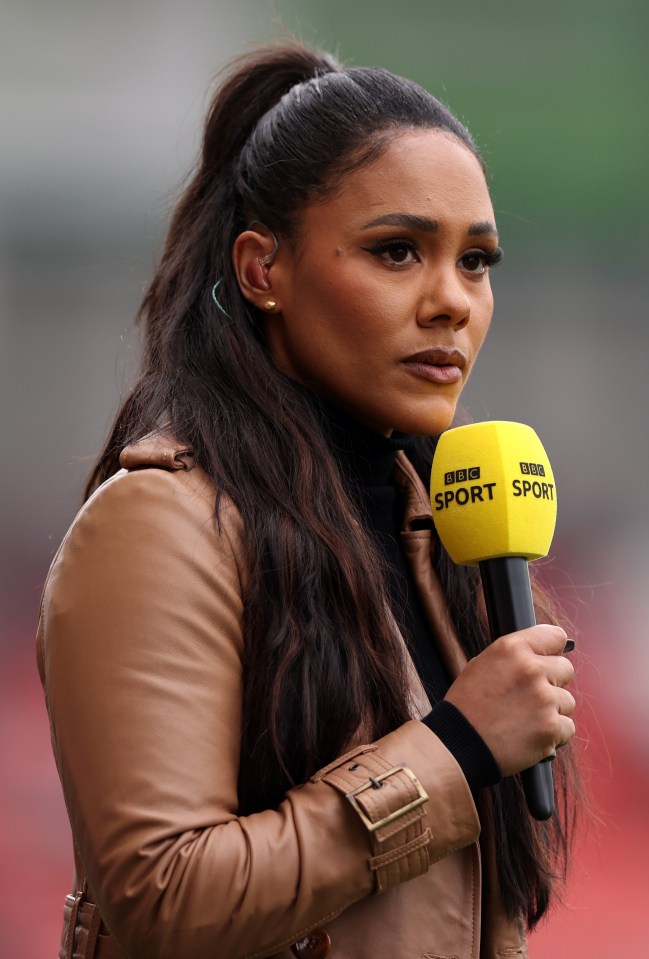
top-left (87, 43), bottom-right (574, 928)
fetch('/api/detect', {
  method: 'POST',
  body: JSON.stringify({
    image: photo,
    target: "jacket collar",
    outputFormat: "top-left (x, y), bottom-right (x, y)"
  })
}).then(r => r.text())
top-left (392, 450), bottom-right (436, 532)
top-left (119, 432), bottom-right (194, 472)
top-left (120, 434), bottom-right (431, 513)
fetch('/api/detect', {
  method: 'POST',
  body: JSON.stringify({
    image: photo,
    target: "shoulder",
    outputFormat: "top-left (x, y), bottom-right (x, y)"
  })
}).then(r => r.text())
top-left (91, 430), bottom-right (243, 549)
top-left (42, 432), bottom-right (247, 621)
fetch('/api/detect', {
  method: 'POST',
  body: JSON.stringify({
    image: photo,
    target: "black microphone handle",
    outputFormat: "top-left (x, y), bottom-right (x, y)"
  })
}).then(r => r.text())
top-left (478, 556), bottom-right (555, 821)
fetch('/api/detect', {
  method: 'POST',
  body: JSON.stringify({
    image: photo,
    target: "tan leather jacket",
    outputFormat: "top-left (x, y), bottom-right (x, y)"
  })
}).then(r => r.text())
top-left (37, 434), bottom-right (527, 959)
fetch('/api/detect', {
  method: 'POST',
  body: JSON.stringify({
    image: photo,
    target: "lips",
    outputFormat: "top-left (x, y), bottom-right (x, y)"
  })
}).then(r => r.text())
top-left (402, 348), bottom-right (467, 368)
top-left (401, 348), bottom-right (467, 386)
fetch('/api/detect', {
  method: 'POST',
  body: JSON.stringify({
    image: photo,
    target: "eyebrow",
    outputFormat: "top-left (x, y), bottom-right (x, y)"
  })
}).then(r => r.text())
top-left (361, 213), bottom-right (439, 232)
top-left (467, 220), bottom-right (499, 237)
top-left (360, 212), bottom-right (498, 238)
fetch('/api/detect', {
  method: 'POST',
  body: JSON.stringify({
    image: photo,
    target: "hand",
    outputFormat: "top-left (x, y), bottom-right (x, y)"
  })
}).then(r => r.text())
top-left (444, 624), bottom-right (576, 778)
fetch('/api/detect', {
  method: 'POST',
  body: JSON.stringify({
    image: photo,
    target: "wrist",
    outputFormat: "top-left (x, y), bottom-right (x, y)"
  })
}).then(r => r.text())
top-left (421, 701), bottom-right (501, 791)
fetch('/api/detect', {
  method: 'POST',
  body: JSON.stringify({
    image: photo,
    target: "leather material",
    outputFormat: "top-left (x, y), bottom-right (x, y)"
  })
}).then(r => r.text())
top-left (314, 744), bottom-right (432, 894)
top-left (60, 895), bottom-right (124, 958)
top-left (38, 432), bottom-right (527, 959)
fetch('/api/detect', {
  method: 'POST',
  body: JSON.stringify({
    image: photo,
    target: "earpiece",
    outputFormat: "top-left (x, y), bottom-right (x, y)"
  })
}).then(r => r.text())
top-left (246, 257), bottom-right (271, 291)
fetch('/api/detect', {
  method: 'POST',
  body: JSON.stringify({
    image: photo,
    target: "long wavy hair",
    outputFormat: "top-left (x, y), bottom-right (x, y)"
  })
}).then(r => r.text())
top-left (86, 43), bottom-right (575, 928)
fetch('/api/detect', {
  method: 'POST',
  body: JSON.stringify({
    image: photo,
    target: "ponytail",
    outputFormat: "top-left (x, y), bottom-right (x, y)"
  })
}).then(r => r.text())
top-left (135, 44), bottom-right (342, 380)
top-left (201, 44), bottom-right (341, 180)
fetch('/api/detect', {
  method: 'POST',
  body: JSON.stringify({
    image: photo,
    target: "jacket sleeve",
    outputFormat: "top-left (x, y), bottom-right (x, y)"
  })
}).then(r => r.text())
top-left (37, 467), bottom-right (481, 959)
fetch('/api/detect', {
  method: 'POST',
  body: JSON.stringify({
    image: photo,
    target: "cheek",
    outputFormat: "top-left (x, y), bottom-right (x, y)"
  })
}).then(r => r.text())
top-left (299, 268), bottom-right (391, 350)
top-left (470, 290), bottom-right (493, 350)
top-left (474, 316), bottom-right (491, 352)
top-left (304, 250), bottom-right (396, 313)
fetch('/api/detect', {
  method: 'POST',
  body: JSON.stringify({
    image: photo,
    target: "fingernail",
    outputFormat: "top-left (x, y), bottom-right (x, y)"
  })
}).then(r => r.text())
top-left (563, 639), bottom-right (575, 653)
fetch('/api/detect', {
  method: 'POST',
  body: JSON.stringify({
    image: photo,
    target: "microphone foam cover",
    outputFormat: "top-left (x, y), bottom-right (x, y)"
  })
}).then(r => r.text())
top-left (430, 421), bottom-right (556, 565)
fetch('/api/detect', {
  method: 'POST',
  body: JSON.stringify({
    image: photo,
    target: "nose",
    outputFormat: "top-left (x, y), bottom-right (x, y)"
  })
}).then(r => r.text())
top-left (417, 266), bottom-right (471, 330)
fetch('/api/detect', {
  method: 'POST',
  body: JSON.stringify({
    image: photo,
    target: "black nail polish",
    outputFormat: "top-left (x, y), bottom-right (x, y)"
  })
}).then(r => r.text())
top-left (563, 639), bottom-right (575, 653)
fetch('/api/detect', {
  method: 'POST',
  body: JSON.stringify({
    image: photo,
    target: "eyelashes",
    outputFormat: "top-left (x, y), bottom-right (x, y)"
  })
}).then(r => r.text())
top-left (363, 238), bottom-right (503, 274)
top-left (477, 246), bottom-right (503, 268)
top-left (459, 246), bottom-right (503, 275)
top-left (362, 239), bottom-right (419, 264)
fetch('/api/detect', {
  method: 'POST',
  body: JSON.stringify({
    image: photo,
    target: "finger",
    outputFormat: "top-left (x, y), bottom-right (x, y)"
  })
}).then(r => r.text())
top-left (556, 687), bottom-right (576, 717)
top-left (518, 623), bottom-right (568, 655)
top-left (556, 715), bottom-right (576, 749)
top-left (546, 655), bottom-right (575, 688)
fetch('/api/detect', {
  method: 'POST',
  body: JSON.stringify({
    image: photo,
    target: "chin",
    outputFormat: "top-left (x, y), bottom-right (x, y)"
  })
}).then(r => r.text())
top-left (388, 401), bottom-right (458, 438)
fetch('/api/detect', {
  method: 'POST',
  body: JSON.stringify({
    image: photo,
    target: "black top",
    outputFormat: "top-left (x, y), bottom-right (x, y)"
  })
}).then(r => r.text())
top-left (321, 403), bottom-right (500, 793)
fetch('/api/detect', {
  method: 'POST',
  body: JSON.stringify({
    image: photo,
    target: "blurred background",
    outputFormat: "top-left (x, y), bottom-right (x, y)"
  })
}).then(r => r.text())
top-left (2, 1), bottom-right (648, 954)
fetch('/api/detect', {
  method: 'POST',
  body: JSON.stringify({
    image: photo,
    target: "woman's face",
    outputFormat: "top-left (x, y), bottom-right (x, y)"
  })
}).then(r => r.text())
top-left (265, 129), bottom-right (499, 436)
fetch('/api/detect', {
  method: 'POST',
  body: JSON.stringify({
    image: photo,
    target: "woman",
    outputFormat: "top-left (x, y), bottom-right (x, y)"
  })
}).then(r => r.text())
top-left (38, 43), bottom-right (576, 959)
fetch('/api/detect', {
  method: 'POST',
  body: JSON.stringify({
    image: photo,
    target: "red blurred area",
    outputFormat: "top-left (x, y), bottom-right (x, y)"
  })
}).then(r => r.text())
top-left (1, 640), bottom-right (72, 955)
top-left (3, 624), bottom-right (647, 957)
top-left (531, 694), bottom-right (649, 955)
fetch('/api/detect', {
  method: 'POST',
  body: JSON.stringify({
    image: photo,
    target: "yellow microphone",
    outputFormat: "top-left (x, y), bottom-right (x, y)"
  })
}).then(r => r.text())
top-left (430, 421), bottom-right (558, 820)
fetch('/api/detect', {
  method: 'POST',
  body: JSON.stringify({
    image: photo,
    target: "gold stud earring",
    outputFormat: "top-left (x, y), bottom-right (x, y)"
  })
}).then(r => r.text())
top-left (263, 299), bottom-right (278, 312)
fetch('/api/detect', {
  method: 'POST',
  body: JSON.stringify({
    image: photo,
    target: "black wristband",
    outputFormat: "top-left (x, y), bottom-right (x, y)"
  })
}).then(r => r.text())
top-left (421, 700), bottom-right (501, 792)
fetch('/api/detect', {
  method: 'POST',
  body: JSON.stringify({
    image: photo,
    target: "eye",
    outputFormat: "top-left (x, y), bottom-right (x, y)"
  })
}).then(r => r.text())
top-left (458, 247), bottom-right (503, 276)
top-left (363, 239), bottom-right (420, 266)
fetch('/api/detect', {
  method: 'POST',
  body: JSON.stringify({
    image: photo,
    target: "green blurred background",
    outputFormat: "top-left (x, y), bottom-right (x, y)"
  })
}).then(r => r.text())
top-left (2, 1), bottom-right (648, 955)
top-left (283, 0), bottom-right (648, 247)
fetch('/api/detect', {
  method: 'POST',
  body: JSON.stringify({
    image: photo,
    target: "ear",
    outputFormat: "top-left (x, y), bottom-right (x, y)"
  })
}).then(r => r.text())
top-left (232, 227), bottom-right (278, 306)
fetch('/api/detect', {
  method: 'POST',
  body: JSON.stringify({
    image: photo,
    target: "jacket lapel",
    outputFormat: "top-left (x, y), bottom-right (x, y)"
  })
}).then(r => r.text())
top-left (392, 451), bottom-right (468, 680)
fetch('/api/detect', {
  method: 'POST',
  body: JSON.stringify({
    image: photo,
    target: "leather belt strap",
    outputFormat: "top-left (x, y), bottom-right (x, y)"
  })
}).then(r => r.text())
top-left (63, 890), bottom-right (84, 959)
top-left (313, 744), bottom-right (431, 893)
top-left (60, 894), bottom-right (122, 959)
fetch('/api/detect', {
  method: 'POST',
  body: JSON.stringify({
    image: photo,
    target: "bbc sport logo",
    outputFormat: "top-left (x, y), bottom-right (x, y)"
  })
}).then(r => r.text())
top-left (519, 462), bottom-right (546, 477)
top-left (444, 467), bottom-right (481, 486)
